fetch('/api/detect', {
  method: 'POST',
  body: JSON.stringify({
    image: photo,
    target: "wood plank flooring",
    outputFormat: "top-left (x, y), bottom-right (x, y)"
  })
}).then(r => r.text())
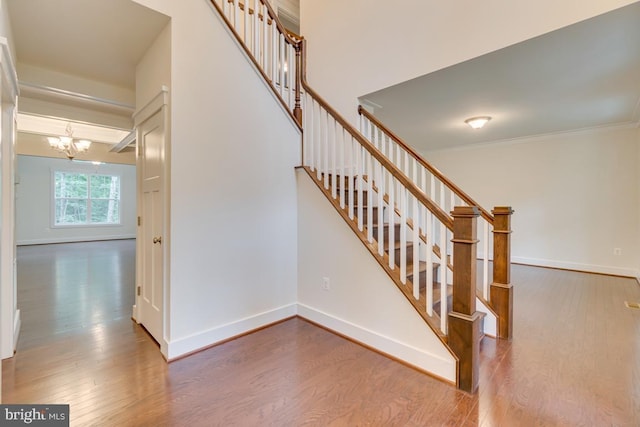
top-left (3, 240), bottom-right (640, 426)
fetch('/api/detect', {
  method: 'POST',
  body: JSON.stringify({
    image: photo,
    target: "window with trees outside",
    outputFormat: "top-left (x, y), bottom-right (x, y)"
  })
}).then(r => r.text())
top-left (53, 171), bottom-right (121, 226)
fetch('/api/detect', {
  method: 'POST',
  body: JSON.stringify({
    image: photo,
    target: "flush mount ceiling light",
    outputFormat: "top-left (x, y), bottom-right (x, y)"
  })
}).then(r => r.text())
top-left (47, 123), bottom-right (92, 160)
top-left (464, 116), bottom-right (492, 129)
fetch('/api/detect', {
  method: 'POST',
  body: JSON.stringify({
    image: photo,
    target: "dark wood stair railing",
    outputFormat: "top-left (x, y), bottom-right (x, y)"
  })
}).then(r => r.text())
top-left (358, 106), bottom-right (513, 341)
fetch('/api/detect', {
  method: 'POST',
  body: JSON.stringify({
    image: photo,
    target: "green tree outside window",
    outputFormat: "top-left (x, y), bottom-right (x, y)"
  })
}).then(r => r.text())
top-left (54, 172), bottom-right (121, 226)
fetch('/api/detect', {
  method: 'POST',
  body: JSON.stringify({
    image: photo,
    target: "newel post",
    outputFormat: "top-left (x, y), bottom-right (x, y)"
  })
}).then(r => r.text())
top-left (490, 206), bottom-right (514, 340)
top-left (448, 206), bottom-right (483, 393)
top-left (292, 41), bottom-right (303, 126)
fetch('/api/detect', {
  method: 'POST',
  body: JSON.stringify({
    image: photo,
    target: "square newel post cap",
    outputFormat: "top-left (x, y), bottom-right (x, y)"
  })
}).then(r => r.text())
top-left (492, 206), bottom-right (514, 215)
top-left (451, 206), bottom-right (480, 218)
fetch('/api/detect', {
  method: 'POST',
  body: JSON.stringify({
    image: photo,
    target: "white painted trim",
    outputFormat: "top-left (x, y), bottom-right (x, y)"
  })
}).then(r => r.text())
top-left (512, 256), bottom-right (640, 278)
top-left (297, 303), bottom-right (456, 383)
top-left (476, 298), bottom-right (496, 338)
top-left (0, 37), bottom-right (19, 100)
top-left (18, 81), bottom-right (134, 113)
top-left (134, 94), bottom-right (170, 355)
top-left (133, 85), bottom-right (169, 125)
top-left (0, 37), bottom-right (18, 360)
top-left (13, 310), bottom-right (20, 350)
top-left (166, 304), bottom-right (298, 360)
top-left (17, 235), bottom-right (136, 246)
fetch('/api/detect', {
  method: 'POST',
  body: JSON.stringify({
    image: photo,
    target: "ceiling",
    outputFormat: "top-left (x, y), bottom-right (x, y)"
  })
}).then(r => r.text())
top-left (7, 0), bottom-right (169, 91)
top-left (360, 1), bottom-right (640, 152)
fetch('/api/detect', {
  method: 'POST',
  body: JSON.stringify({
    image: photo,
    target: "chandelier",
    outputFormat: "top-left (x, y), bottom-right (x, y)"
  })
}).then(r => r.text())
top-left (47, 123), bottom-right (92, 160)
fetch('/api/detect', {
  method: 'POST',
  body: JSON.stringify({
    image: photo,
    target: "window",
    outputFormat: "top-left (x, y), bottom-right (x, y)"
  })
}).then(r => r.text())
top-left (54, 171), bottom-right (121, 226)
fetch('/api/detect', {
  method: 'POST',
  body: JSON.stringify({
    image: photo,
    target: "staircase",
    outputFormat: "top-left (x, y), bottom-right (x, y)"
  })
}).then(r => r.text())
top-left (208, 0), bottom-right (513, 393)
top-left (329, 173), bottom-right (451, 330)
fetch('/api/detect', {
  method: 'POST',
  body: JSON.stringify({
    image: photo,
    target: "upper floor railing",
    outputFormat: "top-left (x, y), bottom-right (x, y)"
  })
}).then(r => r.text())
top-left (211, 0), bottom-right (302, 124)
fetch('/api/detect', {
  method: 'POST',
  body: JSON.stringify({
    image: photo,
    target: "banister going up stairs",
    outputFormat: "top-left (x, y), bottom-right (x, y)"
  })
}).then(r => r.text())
top-left (208, 0), bottom-right (513, 393)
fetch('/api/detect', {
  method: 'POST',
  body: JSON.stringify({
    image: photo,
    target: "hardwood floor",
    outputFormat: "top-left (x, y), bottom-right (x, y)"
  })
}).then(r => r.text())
top-left (3, 240), bottom-right (640, 426)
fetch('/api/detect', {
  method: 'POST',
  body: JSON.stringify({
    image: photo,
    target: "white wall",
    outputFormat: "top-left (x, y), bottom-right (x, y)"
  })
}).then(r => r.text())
top-left (300, 0), bottom-right (638, 126)
top-left (297, 170), bottom-right (456, 382)
top-left (424, 126), bottom-right (640, 278)
top-left (15, 155), bottom-right (136, 245)
top-left (132, 0), bottom-right (301, 359)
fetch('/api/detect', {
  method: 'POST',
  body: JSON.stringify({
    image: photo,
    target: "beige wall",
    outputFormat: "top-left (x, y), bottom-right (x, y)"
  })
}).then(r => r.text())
top-left (297, 170), bottom-right (456, 382)
top-left (300, 0), bottom-right (638, 126)
top-left (424, 125), bottom-right (640, 277)
top-left (15, 155), bottom-right (137, 245)
top-left (132, 0), bottom-right (301, 359)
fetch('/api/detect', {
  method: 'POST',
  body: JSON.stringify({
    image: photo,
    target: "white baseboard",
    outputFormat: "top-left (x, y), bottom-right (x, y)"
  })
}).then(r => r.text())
top-left (512, 256), bottom-right (639, 278)
top-left (475, 298), bottom-right (496, 337)
top-left (166, 304), bottom-right (298, 360)
top-left (297, 303), bottom-right (456, 384)
top-left (17, 235), bottom-right (136, 246)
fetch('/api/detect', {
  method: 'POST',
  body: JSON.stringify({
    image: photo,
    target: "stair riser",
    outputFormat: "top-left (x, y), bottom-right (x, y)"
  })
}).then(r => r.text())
top-left (392, 244), bottom-right (416, 266)
top-left (360, 207), bottom-right (381, 225)
top-left (372, 223), bottom-right (402, 244)
top-left (407, 269), bottom-right (440, 288)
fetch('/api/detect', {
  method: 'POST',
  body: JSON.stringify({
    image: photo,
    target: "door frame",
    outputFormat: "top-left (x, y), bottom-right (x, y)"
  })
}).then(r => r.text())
top-left (132, 86), bottom-right (170, 358)
top-left (0, 37), bottom-right (20, 361)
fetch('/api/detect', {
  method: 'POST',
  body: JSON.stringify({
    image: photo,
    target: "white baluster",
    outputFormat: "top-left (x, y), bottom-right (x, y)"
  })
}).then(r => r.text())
top-left (440, 224), bottom-right (448, 334)
top-left (430, 174), bottom-right (435, 204)
top-left (388, 175), bottom-right (395, 270)
top-left (348, 136), bottom-right (355, 221)
top-left (279, 34), bottom-right (285, 95)
top-left (253, 1), bottom-right (259, 56)
top-left (233, 0), bottom-right (239, 28)
top-left (263, 5), bottom-right (268, 71)
top-left (377, 164), bottom-right (384, 256)
top-left (404, 150), bottom-right (409, 178)
top-left (323, 110), bottom-right (329, 189)
top-left (339, 127), bottom-right (345, 209)
top-left (331, 118), bottom-right (336, 200)
top-left (270, 20), bottom-right (276, 80)
top-left (315, 103), bottom-right (321, 179)
top-left (243, 0), bottom-right (249, 44)
top-left (356, 146), bottom-right (363, 231)
top-left (426, 211), bottom-right (433, 316)
top-left (412, 198), bottom-right (420, 300)
top-left (366, 153), bottom-right (373, 243)
top-left (400, 186), bottom-right (407, 284)
top-left (286, 46), bottom-right (293, 107)
top-left (483, 219), bottom-right (489, 300)
top-left (307, 97), bottom-right (314, 170)
top-left (450, 191), bottom-right (455, 213)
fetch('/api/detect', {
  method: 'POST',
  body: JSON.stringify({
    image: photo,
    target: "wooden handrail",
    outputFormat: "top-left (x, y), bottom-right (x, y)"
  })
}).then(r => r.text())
top-left (298, 40), bottom-right (453, 230)
top-left (358, 106), bottom-right (494, 225)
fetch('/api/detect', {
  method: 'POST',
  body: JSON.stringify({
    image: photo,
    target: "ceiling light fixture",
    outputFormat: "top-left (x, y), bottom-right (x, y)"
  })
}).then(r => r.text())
top-left (47, 123), bottom-right (92, 160)
top-left (464, 116), bottom-right (492, 129)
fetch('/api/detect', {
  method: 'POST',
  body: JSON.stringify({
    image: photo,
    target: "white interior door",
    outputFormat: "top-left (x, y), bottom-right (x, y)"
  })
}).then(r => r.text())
top-left (137, 108), bottom-right (165, 344)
